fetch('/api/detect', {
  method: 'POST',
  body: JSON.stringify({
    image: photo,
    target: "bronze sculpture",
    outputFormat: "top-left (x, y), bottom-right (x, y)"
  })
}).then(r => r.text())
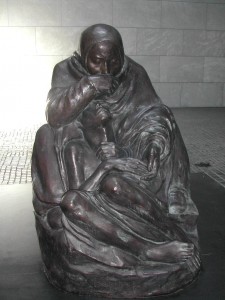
top-left (32, 24), bottom-right (201, 298)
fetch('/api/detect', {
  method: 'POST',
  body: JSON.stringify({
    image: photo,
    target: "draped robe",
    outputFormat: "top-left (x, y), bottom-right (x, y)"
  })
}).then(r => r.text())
top-left (32, 52), bottom-right (200, 297)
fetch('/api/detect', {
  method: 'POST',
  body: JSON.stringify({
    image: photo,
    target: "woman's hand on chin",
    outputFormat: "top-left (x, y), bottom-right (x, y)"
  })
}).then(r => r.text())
top-left (88, 74), bottom-right (119, 98)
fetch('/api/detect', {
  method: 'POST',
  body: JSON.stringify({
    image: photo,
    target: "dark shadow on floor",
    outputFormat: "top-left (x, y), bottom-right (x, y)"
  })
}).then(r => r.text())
top-left (0, 173), bottom-right (225, 299)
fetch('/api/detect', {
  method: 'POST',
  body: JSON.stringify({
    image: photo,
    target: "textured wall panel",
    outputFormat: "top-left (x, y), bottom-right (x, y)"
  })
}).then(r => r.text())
top-left (207, 4), bottom-right (225, 30)
top-left (160, 56), bottom-right (204, 83)
top-left (113, 0), bottom-right (161, 28)
top-left (164, 0), bottom-right (225, 2)
top-left (0, 0), bottom-right (8, 25)
top-left (155, 83), bottom-right (182, 107)
top-left (137, 29), bottom-right (183, 55)
top-left (0, 27), bottom-right (36, 55)
top-left (62, 0), bottom-right (113, 26)
top-left (8, 0), bottom-right (61, 26)
top-left (36, 27), bottom-right (84, 55)
top-left (183, 30), bottom-right (225, 57)
top-left (223, 84), bottom-right (225, 106)
top-left (181, 83), bottom-right (223, 107)
top-left (204, 57), bottom-right (225, 82)
top-left (162, 1), bottom-right (206, 29)
top-left (118, 28), bottom-right (137, 55)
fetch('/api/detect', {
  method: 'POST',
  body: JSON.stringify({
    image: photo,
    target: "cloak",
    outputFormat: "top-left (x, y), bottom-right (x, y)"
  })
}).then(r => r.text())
top-left (32, 24), bottom-right (200, 297)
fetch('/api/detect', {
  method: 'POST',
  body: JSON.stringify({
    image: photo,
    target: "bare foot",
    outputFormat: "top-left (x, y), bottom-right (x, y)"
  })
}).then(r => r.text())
top-left (144, 241), bottom-right (194, 263)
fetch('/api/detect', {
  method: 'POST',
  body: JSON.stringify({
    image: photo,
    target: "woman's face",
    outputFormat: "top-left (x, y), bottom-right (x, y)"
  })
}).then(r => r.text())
top-left (86, 40), bottom-right (123, 76)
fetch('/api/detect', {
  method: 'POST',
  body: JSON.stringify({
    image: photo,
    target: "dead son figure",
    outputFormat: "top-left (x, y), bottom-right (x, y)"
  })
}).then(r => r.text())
top-left (32, 24), bottom-right (201, 298)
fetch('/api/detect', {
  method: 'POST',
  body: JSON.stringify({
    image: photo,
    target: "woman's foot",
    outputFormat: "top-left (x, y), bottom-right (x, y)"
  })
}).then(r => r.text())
top-left (144, 241), bottom-right (194, 263)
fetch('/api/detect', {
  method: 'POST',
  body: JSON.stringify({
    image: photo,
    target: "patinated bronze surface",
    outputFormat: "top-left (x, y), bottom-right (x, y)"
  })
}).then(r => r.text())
top-left (32, 24), bottom-right (201, 298)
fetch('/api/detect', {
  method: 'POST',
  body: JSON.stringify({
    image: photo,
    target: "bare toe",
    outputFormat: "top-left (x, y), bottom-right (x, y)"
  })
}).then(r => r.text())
top-left (144, 241), bottom-right (195, 263)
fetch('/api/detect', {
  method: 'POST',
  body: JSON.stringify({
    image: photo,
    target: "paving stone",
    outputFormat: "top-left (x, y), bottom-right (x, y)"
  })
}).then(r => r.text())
top-left (0, 124), bottom-right (39, 185)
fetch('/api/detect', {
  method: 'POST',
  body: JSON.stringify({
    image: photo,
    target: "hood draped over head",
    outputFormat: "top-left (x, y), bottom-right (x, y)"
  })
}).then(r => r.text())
top-left (79, 24), bottom-right (124, 70)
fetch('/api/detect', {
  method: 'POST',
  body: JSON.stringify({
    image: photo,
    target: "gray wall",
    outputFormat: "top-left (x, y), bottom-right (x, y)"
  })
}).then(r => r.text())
top-left (1, 0), bottom-right (225, 116)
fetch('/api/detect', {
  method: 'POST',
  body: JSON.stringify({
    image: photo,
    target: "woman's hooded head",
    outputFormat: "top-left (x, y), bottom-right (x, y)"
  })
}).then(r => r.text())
top-left (79, 24), bottom-right (124, 75)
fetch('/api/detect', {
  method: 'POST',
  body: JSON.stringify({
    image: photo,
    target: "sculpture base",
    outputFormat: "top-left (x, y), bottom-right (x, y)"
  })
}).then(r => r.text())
top-left (35, 214), bottom-right (200, 298)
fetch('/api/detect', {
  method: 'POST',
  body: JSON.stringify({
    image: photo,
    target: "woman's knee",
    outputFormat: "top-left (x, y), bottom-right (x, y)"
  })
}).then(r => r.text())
top-left (100, 174), bottom-right (124, 195)
top-left (60, 191), bottom-right (87, 222)
top-left (34, 124), bottom-right (54, 149)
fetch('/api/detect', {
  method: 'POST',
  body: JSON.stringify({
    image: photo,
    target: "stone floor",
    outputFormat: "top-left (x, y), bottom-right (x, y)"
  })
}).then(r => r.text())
top-left (174, 108), bottom-right (225, 188)
top-left (0, 108), bottom-right (225, 187)
top-left (0, 124), bottom-right (40, 185)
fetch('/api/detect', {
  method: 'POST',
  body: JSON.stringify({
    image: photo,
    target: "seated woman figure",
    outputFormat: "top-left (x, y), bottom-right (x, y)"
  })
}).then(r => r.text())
top-left (32, 24), bottom-right (200, 298)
